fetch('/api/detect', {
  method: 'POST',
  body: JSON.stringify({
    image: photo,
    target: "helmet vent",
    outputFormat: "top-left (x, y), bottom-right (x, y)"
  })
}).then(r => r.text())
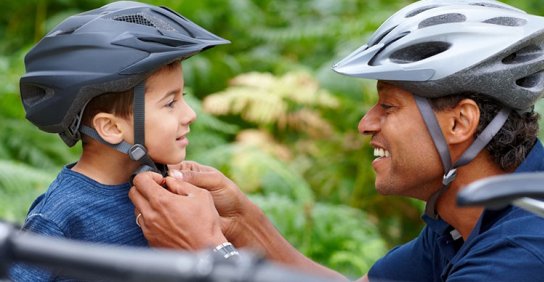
top-left (470, 2), bottom-right (514, 10)
top-left (20, 85), bottom-right (52, 107)
top-left (390, 42), bottom-right (450, 64)
top-left (368, 25), bottom-right (396, 47)
top-left (406, 5), bottom-right (440, 18)
top-left (483, 17), bottom-right (527, 27)
top-left (502, 45), bottom-right (543, 65)
top-left (419, 13), bottom-right (466, 29)
top-left (112, 13), bottom-right (176, 31)
top-left (516, 71), bottom-right (544, 88)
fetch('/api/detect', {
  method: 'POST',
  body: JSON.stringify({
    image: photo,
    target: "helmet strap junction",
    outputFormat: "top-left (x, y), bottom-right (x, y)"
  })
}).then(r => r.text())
top-left (413, 95), bottom-right (510, 218)
top-left (79, 81), bottom-right (167, 185)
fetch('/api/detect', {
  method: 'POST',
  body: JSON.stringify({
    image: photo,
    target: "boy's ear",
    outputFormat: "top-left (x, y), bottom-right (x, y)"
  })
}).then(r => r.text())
top-left (440, 99), bottom-right (480, 145)
top-left (92, 113), bottom-right (127, 144)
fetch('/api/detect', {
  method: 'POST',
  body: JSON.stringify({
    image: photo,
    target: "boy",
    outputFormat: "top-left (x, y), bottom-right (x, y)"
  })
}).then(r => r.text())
top-left (10, 1), bottom-right (228, 280)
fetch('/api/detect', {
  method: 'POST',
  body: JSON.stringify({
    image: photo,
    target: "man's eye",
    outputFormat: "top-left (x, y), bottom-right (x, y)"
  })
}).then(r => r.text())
top-left (380, 103), bottom-right (393, 110)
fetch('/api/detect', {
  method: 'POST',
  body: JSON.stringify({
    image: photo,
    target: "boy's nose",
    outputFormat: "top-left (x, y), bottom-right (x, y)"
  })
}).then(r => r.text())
top-left (180, 101), bottom-right (197, 125)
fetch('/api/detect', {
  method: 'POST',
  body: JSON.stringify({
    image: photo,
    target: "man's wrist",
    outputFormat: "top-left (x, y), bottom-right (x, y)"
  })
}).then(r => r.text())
top-left (212, 241), bottom-right (239, 259)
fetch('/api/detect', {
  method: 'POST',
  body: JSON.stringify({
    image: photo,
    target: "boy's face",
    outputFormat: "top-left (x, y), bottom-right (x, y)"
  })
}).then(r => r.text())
top-left (125, 63), bottom-right (196, 165)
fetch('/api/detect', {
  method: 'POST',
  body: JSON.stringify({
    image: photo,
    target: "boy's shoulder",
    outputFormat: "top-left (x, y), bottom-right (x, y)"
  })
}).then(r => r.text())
top-left (24, 166), bottom-right (135, 238)
top-left (27, 166), bottom-right (130, 224)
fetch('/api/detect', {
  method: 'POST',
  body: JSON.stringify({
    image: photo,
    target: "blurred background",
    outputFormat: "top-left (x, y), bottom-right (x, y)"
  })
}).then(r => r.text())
top-left (1, 0), bottom-right (543, 278)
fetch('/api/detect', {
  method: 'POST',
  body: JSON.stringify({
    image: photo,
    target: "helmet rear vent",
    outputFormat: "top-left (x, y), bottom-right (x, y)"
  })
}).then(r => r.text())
top-left (390, 42), bottom-right (450, 64)
top-left (483, 17), bottom-right (527, 27)
top-left (20, 85), bottom-right (53, 107)
top-left (406, 5), bottom-right (440, 18)
top-left (502, 45), bottom-right (543, 64)
top-left (112, 13), bottom-right (176, 31)
top-left (419, 13), bottom-right (466, 29)
top-left (516, 71), bottom-right (544, 88)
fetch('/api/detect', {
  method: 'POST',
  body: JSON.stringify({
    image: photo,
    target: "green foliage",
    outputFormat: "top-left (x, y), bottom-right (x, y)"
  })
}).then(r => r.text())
top-left (0, 160), bottom-right (56, 222)
top-left (1, 0), bottom-right (544, 277)
top-left (0, 51), bottom-right (78, 223)
top-left (537, 100), bottom-right (544, 140)
top-left (251, 194), bottom-right (387, 278)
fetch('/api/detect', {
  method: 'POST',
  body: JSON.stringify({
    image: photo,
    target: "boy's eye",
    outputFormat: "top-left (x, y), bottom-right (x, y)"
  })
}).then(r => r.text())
top-left (166, 99), bottom-right (177, 108)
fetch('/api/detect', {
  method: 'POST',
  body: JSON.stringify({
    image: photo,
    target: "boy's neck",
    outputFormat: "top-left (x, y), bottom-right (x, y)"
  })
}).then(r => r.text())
top-left (72, 141), bottom-right (140, 185)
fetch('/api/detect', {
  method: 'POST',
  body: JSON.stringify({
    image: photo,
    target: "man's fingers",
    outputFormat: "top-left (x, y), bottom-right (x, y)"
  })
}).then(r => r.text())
top-left (131, 171), bottom-right (165, 199)
top-left (177, 161), bottom-right (217, 172)
top-left (174, 170), bottom-right (227, 192)
top-left (130, 172), bottom-right (169, 218)
top-left (164, 176), bottom-right (199, 196)
top-left (129, 185), bottom-right (151, 227)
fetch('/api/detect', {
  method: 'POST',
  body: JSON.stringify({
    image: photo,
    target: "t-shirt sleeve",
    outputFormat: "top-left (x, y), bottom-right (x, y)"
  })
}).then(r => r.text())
top-left (9, 214), bottom-right (65, 281)
top-left (368, 226), bottom-right (437, 282)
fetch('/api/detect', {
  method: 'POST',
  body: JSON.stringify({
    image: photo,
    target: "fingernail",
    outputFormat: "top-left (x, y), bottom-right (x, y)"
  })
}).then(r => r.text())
top-left (171, 170), bottom-right (183, 179)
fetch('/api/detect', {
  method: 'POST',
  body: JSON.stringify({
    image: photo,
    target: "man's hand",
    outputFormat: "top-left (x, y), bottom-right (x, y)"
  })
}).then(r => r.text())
top-left (168, 161), bottom-right (255, 242)
top-left (129, 171), bottom-right (227, 250)
top-left (135, 163), bottom-right (348, 281)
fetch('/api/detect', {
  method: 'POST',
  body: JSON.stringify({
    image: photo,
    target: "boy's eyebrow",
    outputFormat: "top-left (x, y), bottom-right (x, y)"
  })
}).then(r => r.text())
top-left (157, 88), bottom-right (182, 102)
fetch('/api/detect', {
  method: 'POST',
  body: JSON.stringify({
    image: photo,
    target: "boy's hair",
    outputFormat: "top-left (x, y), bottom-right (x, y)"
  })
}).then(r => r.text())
top-left (82, 90), bottom-right (134, 129)
top-left (430, 94), bottom-right (540, 171)
top-left (81, 61), bottom-right (181, 144)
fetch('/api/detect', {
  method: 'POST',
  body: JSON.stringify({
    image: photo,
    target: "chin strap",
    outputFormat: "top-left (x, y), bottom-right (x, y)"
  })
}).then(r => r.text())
top-left (80, 81), bottom-right (167, 185)
top-left (414, 96), bottom-right (510, 218)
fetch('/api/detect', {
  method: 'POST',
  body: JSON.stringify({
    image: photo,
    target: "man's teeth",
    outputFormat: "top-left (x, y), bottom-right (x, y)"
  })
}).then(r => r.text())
top-left (374, 148), bottom-right (391, 158)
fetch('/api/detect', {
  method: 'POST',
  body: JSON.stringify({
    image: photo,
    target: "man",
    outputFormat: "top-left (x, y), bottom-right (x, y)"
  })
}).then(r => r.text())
top-left (129, 0), bottom-right (544, 281)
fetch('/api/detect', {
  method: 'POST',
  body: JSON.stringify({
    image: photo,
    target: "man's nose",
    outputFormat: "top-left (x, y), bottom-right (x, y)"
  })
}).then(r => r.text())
top-left (358, 105), bottom-right (380, 135)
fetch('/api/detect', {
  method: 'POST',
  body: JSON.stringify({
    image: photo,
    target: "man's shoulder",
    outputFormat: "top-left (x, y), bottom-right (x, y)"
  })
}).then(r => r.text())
top-left (515, 139), bottom-right (544, 172)
top-left (468, 206), bottom-right (544, 259)
top-left (444, 207), bottom-right (544, 280)
top-left (484, 206), bottom-right (544, 236)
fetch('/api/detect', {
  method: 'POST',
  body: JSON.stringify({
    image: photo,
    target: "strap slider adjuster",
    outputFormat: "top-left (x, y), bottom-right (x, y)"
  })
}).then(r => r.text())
top-left (129, 144), bottom-right (147, 161)
top-left (442, 169), bottom-right (457, 186)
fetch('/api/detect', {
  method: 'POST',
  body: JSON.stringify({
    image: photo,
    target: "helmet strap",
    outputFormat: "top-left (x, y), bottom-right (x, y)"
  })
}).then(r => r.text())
top-left (129, 82), bottom-right (167, 181)
top-left (414, 96), bottom-right (510, 218)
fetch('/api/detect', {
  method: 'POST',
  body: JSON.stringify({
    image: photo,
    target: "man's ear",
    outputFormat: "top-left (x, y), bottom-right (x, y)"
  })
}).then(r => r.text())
top-left (92, 113), bottom-right (127, 144)
top-left (440, 99), bottom-right (480, 145)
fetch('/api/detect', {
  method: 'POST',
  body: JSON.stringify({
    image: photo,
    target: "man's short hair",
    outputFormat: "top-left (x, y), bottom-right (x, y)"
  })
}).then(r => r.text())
top-left (430, 94), bottom-right (540, 171)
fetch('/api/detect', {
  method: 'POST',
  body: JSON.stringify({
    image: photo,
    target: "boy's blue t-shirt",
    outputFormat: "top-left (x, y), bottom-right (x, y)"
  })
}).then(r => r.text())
top-left (368, 140), bottom-right (544, 282)
top-left (10, 164), bottom-right (148, 281)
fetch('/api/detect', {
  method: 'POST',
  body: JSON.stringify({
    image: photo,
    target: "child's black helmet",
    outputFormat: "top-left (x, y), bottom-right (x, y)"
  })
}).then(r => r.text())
top-left (20, 1), bottom-right (229, 146)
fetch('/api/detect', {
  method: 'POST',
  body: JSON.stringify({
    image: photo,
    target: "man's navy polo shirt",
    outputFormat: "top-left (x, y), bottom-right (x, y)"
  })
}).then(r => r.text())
top-left (368, 140), bottom-right (544, 281)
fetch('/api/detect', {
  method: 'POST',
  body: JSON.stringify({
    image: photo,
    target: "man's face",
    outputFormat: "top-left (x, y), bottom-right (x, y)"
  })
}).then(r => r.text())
top-left (358, 82), bottom-right (443, 200)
